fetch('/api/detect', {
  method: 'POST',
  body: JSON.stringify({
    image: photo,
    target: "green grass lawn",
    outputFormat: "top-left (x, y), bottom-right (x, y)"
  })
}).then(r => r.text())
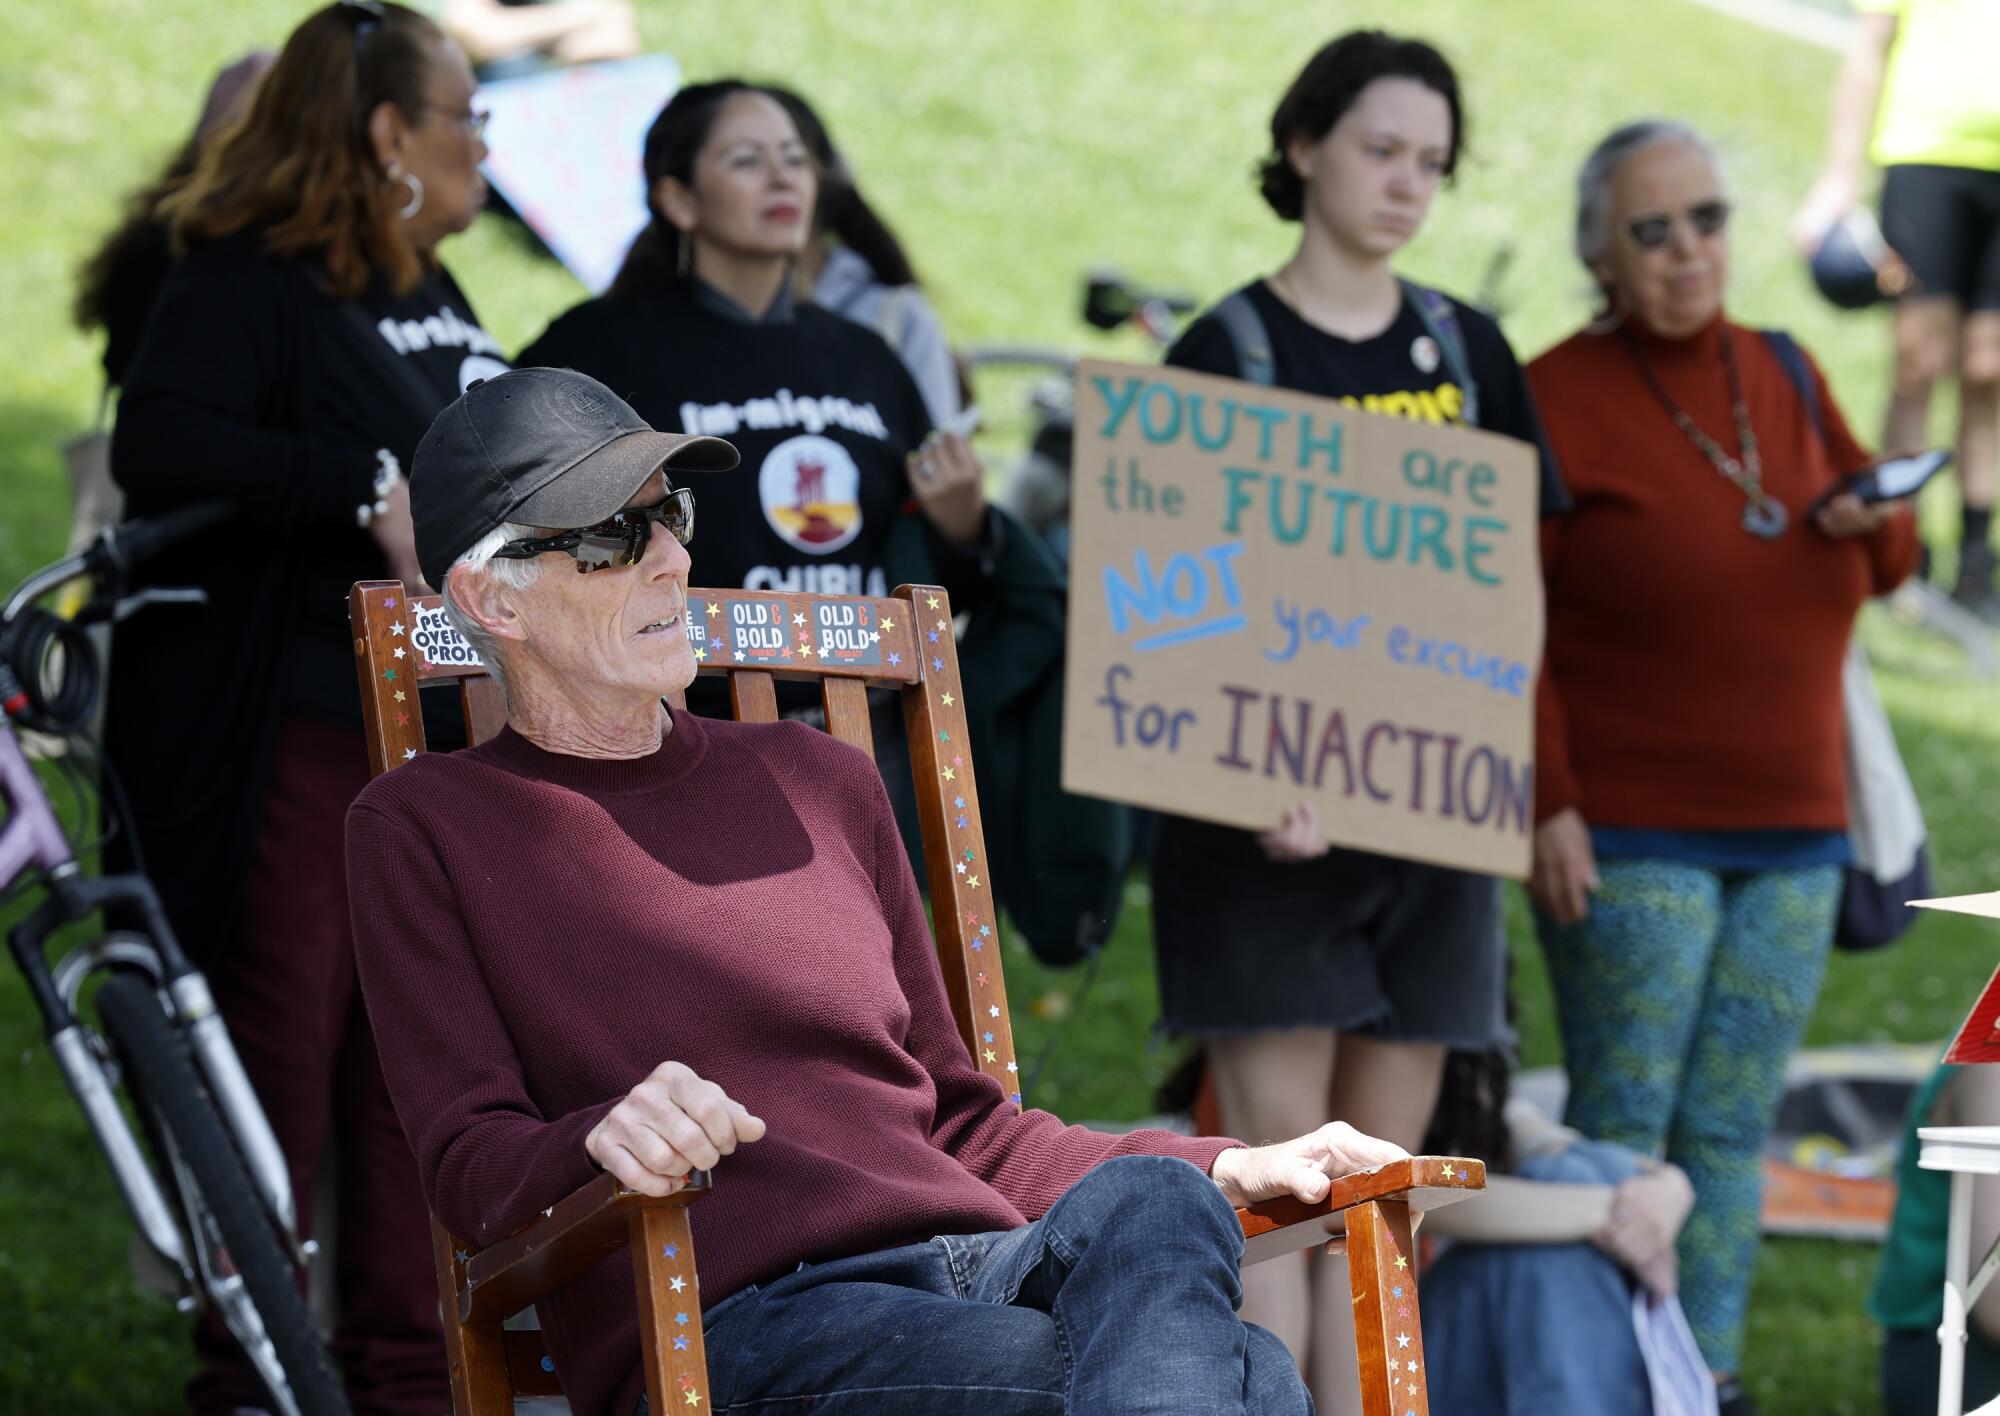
top-left (4, 1), bottom-right (1997, 1411)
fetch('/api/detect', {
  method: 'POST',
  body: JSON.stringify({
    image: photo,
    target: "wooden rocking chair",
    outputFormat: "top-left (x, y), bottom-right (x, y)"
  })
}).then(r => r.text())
top-left (348, 577), bottom-right (1484, 1416)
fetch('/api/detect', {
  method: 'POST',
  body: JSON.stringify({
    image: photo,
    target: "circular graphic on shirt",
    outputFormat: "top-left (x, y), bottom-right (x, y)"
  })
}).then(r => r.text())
top-left (460, 354), bottom-right (510, 391)
top-left (759, 435), bottom-right (864, 554)
top-left (1410, 335), bottom-right (1441, 375)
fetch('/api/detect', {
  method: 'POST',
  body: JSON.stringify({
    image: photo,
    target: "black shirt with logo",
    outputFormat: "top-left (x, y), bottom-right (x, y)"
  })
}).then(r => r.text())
top-left (519, 279), bottom-right (946, 601)
top-left (105, 232), bottom-right (502, 960)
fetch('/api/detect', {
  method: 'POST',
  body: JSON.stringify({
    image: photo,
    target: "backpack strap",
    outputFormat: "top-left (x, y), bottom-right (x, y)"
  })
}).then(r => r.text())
top-left (1400, 279), bottom-right (1480, 427)
top-left (1760, 328), bottom-right (1826, 448)
top-left (1214, 290), bottom-right (1275, 387)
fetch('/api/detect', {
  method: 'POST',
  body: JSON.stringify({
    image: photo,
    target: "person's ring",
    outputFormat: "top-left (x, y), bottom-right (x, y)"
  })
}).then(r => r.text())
top-left (914, 456), bottom-right (935, 480)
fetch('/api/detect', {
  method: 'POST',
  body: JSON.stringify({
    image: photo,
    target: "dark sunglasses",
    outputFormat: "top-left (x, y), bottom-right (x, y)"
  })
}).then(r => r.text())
top-left (1625, 199), bottom-right (1730, 251)
top-left (492, 488), bottom-right (696, 573)
top-left (341, 0), bottom-right (386, 83)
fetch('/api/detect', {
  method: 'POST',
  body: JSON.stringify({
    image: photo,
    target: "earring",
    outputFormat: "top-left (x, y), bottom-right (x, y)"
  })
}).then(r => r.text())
top-left (386, 159), bottom-right (424, 220)
top-left (1586, 282), bottom-right (1629, 336)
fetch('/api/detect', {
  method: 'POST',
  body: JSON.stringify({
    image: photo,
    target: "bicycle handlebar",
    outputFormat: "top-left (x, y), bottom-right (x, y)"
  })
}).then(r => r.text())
top-left (3, 502), bottom-right (231, 627)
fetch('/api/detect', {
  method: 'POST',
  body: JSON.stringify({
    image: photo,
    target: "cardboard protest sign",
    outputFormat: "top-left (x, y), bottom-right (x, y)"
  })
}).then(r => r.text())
top-left (1912, 894), bottom-right (2000, 1063)
top-left (1061, 360), bottom-right (1543, 878)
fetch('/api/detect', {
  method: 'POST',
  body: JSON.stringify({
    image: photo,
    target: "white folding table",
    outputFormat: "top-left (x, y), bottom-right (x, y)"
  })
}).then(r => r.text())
top-left (1918, 1125), bottom-right (2000, 1416)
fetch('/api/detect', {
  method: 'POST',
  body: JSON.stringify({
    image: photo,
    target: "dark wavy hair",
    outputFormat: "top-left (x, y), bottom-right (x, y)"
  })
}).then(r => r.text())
top-left (1258, 30), bottom-right (1465, 222)
top-left (156, 2), bottom-right (447, 299)
top-left (611, 79), bottom-right (770, 298)
top-left (764, 86), bottom-right (919, 289)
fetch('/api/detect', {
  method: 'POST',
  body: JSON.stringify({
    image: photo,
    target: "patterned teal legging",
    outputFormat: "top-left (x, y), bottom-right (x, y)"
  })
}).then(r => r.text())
top-left (1535, 859), bottom-right (1842, 1373)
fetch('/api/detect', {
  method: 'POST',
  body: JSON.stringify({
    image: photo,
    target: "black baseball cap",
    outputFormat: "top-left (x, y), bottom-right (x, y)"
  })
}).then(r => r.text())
top-left (411, 367), bottom-right (739, 588)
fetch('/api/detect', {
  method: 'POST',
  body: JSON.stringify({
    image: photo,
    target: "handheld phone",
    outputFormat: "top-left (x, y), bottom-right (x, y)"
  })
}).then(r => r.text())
top-left (1814, 448), bottom-right (1951, 512)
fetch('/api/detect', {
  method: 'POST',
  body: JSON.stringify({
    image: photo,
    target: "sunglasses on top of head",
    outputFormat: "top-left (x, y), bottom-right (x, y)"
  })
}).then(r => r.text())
top-left (1625, 199), bottom-right (1730, 251)
top-left (492, 488), bottom-right (696, 573)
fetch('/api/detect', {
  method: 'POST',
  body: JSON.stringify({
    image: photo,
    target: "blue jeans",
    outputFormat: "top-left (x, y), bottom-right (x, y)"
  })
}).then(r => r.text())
top-left (641, 1154), bottom-right (1309, 1414)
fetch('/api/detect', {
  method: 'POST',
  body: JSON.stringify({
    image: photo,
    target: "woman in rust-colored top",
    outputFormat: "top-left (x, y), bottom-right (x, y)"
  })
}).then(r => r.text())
top-left (1526, 120), bottom-right (1917, 1414)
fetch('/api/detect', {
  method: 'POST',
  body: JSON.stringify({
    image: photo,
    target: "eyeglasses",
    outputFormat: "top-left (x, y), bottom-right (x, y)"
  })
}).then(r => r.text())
top-left (1625, 200), bottom-right (1730, 251)
top-left (453, 107), bottom-right (491, 140)
top-left (492, 489), bottom-right (696, 572)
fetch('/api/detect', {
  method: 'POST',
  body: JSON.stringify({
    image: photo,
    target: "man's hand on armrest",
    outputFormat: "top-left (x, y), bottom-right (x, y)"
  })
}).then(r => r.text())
top-left (1209, 1123), bottom-right (1410, 1209)
top-left (585, 1061), bottom-right (766, 1197)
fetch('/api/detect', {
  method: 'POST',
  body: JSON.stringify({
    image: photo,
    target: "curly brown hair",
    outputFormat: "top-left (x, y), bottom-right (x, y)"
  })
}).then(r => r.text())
top-left (158, 2), bottom-right (446, 300)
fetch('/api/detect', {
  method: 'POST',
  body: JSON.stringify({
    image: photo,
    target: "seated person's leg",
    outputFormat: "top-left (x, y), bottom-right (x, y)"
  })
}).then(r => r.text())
top-left (1421, 1241), bottom-right (1651, 1416)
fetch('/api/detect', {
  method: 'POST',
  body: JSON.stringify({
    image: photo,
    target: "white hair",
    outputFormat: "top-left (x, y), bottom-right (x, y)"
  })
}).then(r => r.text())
top-left (1574, 119), bottom-right (1723, 270)
top-left (441, 522), bottom-right (540, 698)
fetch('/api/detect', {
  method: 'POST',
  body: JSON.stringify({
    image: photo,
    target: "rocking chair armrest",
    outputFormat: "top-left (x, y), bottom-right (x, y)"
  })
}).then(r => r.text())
top-left (455, 1170), bottom-right (712, 1326)
top-left (1235, 1155), bottom-right (1486, 1267)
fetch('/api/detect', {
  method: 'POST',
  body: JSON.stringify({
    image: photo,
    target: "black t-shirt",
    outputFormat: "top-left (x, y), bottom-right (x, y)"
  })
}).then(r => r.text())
top-left (519, 282), bottom-right (937, 600)
top-left (1167, 280), bottom-right (1568, 515)
top-left (105, 232), bottom-right (500, 960)
top-left (113, 234), bottom-right (506, 726)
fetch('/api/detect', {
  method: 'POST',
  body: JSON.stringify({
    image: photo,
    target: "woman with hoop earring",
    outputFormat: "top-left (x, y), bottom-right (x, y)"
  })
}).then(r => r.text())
top-left (1526, 119), bottom-right (1917, 1415)
top-left (106, 3), bottom-right (500, 1410)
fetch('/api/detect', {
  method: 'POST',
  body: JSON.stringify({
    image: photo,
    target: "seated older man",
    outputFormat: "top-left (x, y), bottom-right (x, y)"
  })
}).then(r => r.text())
top-left (346, 368), bottom-right (1403, 1416)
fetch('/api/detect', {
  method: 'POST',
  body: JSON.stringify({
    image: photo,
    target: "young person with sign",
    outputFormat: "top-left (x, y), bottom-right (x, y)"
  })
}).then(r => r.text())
top-left (1528, 120), bottom-right (1918, 1416)
top-left (106, 4), bottom-right (504, 1409)
top-left (1148, 30), bottom-right (1564, 1413)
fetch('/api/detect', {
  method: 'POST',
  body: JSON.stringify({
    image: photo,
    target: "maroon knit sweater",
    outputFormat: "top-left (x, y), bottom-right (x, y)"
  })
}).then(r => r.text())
top-left (346, 709), bottom-right (1237, 1416)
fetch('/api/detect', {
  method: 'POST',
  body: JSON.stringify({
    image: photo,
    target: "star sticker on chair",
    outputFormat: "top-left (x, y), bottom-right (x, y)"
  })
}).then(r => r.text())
top-left (733, 650), bottom-right (746, 662)
top-left (1441, 1163), bottom-right (1456, 1179)
top-left (983, 1031), bottom-right (994, 1043)
top-left (675, 1312), bottom-right (689, 1326)
top-left (662, 1243), bottom-right (679, 1259)
top-left (792, 612), bottom-right (806, 626)
top-left (941, 692), bottom-right (955, 707)
top-left (970, 937), bottom-right (982, 950)
top-left (880, 615), bottom-right (895, 631)
top-left (967, 875), bottom-right (980, 889)
top-left (939, 729), bottom-right (950, 742)
top-left (928, 629), bottom-right (939, 643)
top-left (1006, 1060), bottom-right (1018, 1073)
top-left (926, 595), bottom-right (941, 610)
top-left (799, 643), bottom-right (816, 658)
top-left (392, 645), bottom-right (405, 659)
top-left (393, 689), bottom-right (406, 702)
top-left (956, 815), bottom-right (969, 829)
top-left (382, 597), bottom-right (397, 609)
top-left (983, 1047), bottom-right (997, 1062)
top-left (1394, 1254), bottom-right (1408, 1271)
top-left (1396, 1332), bottom-right (1410, 1349)
top-left (670, 1276), bottom-right (686, 1293)
top-left (886, 651), bottom-right (901, 666)
top-left (942, 767), bottom-right (956, 781)
top-left (1392, 1285), bottom-right (1404, 1299)
top-left (396, 712), bottom-right (410, 727)
top-left (989, 1005), bottom-right (1000, 1017)
top-left (1406, 1359), bottom-right (1419, 1374)
top-left (953, 795), bottom-right (966, 809)
top-left (705, 601), bottom-right (719, 618)
top-left (682, 1388), bottom-right (702, 1407)
top-left (932, 657), bottom-right (944, 673)
top-left (390, 621), bottom-right (405, 635)
top-left (978, 924), bottom-right (991, 937)
top-left (975, 971), bottom-right (988, 986)
top-left (956, 862), bottom-right (966, 874)
top-left (383, 668), bottom-right (397, 681)
top-left (693, 647), bottom-right (707, 662)
top-left (673, 1334), bottom-right (689, 1352)
top-left (402, 748), bottom-right (416, 761)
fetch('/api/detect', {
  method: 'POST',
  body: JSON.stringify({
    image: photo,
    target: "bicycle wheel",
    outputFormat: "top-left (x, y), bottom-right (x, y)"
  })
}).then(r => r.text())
top-left (94, 971), bottom-right (351, 1416)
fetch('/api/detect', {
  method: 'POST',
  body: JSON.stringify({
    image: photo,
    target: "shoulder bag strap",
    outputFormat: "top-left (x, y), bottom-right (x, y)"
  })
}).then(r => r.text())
top-left (1213, 290), bottom-right (1275, 387)
top-left (1400, 279), bottom-right (1479, 427)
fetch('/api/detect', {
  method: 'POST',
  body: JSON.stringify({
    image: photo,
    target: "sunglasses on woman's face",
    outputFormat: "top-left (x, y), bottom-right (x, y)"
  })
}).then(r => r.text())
top-left (1625, 199), bottom-right (1730, 251)
top-left (492, 488), bottom-right (696, 573)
